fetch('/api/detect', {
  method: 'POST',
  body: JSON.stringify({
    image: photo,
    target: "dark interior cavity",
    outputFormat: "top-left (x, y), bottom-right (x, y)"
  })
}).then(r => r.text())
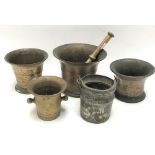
top-left (7, 51), bottom-right (45, 64)
top-left (114, 61), bottom-right (153, 76)
top-left (34, 86), bottom-right (61, 95)
top-left (58, 48), bottom-right (94, 63)
top-left (86, 82), bottom-right (111, 90)
top-left (33, 81), bottom-right (61, 95)
top-left (54, 44), bottom-right (105, 63)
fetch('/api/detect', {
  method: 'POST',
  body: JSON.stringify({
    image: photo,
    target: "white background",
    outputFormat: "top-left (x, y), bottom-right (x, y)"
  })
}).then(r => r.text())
top-left (0, 26), bottom-right (155, 155)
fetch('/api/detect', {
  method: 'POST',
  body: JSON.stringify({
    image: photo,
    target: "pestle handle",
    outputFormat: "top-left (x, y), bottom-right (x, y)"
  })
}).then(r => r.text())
top-left (85, 32), bottom-right (114, 63)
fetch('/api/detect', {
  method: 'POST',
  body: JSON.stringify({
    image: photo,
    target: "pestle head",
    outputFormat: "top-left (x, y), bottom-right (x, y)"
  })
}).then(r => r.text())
top-left (108, 32), bottom-right (114, 38)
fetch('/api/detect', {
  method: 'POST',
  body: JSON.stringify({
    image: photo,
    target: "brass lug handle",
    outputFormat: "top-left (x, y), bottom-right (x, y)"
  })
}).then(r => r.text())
top-left (61, 95), bottom-right (68, 101)
top-left (114, 76), bottom-right (120, 83)
top-left (27, 98), bottom-right (35, 104)
top-left (77, 78), bottom-right (83, 88)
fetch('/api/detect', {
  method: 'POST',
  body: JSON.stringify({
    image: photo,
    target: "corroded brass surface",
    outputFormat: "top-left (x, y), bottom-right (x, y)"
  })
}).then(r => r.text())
top-left (27, 76), bottom-right (68, 121)
top-left (5, 48), bottom-right (48, 94)
top-left (110, 58), bottom-right (155, 103)
top-left (53, 43), bottom-right (107, 97)
top-left (77, 75), bottom-right (116, 123)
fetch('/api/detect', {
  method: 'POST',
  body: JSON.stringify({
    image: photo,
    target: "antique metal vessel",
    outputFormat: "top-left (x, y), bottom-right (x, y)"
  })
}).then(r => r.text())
top-left (5, 48), bottom-right (48, 94)
top-left (53, 43), bottom-right (107, 97)
top-left (77, 75), bottom-right (116, 123)
top-left (27, 76), bottom-right (68, 121)
top-left (110, 58), bottom-right (155, 103)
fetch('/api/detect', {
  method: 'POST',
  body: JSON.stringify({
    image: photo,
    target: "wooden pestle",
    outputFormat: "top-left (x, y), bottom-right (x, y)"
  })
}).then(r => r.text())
top-left (85, 32), bottom-right (114, 63)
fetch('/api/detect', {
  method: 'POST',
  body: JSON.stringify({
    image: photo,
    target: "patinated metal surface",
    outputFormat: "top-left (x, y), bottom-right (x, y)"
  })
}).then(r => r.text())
top-left (27, 76), bottom-right (68, 121)
top-left (53, 43), bottom-right (107, 98)
top-left (77, 75), bottom-right (116, 124)
top-left (110, 58), bottom-right (155, 103)
top-left (5, 48), bottom-right (48, 94)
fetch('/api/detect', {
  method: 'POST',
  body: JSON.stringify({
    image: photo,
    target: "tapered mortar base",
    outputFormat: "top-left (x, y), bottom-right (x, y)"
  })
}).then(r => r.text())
top-left (64, 90), bottom-right (80, 98)
top-left (15, 84), bottom-right (29, 94)
top-left (115, 91), bottom-right (146, 103)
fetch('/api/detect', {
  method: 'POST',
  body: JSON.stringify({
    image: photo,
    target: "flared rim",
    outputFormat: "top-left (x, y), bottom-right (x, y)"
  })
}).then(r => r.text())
top-left (110, 58), bottom-right (155, 79)
top-left (53, 43), bottom-right (107, 65)
top-left (5, 48), bottom-right (48, 66)
top-left (28, 76), bottom-right (67, 97)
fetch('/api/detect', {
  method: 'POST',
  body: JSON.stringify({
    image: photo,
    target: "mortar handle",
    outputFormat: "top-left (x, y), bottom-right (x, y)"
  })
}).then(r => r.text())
top-left (61, 95), bottom-right (68, 101)
top-left (77, 78), bottom-right (83, 88)
top-left (114, 76), bottom-right (120, 83)
top-left (85, 32), bottom-right (114, 63)
top-left (27, 97), bottom-right (35, 104)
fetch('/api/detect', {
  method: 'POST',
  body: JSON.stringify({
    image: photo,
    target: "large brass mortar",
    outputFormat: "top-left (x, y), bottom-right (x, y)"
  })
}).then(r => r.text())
top-left (110, 58), bottom-right (155, 103)
top-left (5, 48), bottom-right (48, 94)
top-left (53, 43), bottom-right (107, 98)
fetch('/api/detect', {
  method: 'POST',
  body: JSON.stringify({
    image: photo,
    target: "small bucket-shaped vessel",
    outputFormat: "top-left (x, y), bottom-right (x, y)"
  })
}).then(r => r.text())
top-left (27, 76), bottom-right (68, 121)
top-left (5, 48), bottom-right (48, 94)
top-left (53, 43), bottom-right (107, 97)
top-left (110, 58), bottom-right (155, 103)
top-left (77, 75), bottom-right (116, 123)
